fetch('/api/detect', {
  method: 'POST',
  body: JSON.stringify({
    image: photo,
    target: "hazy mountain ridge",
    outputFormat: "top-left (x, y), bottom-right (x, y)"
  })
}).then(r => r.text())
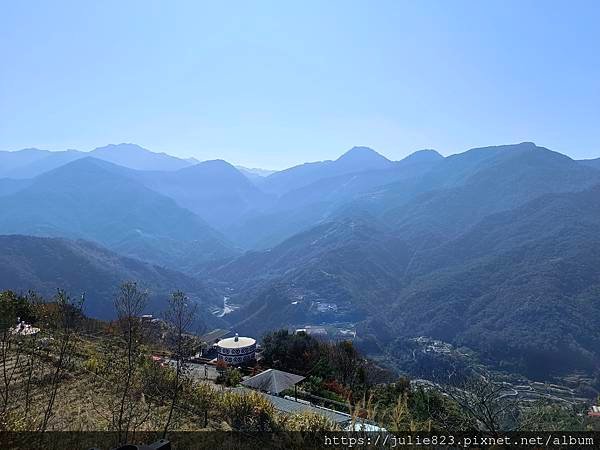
top-left (236, 166), bottom-right (277, 179)
top-left (382, 144), bottom-right (600, 244)
top-left (130, 159), bottom-right (274, 229)
top-left (0, 157), bottom-right (236, 270)
top-left (0, 143), bottom-right (196, 178)
top-left (259, 146), bottom-right (395, 195)
top-left (226, 148), bottom-right (444, 248)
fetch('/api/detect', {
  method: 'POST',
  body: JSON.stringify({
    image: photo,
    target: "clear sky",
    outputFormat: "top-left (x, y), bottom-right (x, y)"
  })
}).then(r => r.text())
top-left (1, 1), bottom-right (599, 169)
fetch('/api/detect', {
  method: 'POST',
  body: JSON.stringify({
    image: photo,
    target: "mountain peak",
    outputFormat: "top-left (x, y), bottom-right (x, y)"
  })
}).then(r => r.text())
top-left (518, 141), bottom-right (537, 147)
top-left (182, 159), bottom-right (241, 175)
top-left (89, 143), bottom-right (193, 171)
top-left (92, 143), bottom-right (150, 154)
top-left (402, 149), bottom-right (444, 163)
top-left (337, 146), bottom-right (389, 163)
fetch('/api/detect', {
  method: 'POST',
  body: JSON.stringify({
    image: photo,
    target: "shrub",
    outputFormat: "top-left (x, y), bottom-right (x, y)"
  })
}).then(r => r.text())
top-left (219, 390), bottom-right (278, 431)
top-left (215, 359), bottom-right (228, 372)
top-left (281, 411), bottom-right (339, 431)
top-left (323, 379), bottom-right (349, 398)
top-left (216, 368), bottom-right (242, 387)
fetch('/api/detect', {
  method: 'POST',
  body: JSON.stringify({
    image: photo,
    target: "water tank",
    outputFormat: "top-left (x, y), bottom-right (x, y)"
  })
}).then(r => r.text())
top-left (216, 333), bottom-right (256, 364)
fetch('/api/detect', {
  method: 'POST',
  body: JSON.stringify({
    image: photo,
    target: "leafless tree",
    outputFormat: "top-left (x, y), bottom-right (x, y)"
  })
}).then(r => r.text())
top-left (162, 290), bottom-right (197, 437)
top-left (442, 372), bottom-right (518, 435)
top-left (19, 291), bottom-right (43, 426)
top-left (113, 281), bottom-right (148, 444)
top-left (21, 329), bottom-right (41, 426)
top-left (40, 289), bottom-right (84, 432)
top-left (0, 325), bottom-right (20, 423)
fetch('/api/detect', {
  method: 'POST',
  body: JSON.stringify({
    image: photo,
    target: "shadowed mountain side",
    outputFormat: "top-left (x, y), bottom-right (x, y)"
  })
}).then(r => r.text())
top-left (362, 184), bottom-right (600, 377)
top-left (8, 150), bottom-right (85, 179)
top-left (205, 177), bottom-right (600, 377)
top-left (0, 148), bottom-right (52, 177)
top-left (384, 143), bottom-right (600, 242)
top-left (0, 235), bottom-right (221, 321)
top-left (207, 218), bottom-right (413, 334)
top-left (229, 144), bottom-right (599, 251)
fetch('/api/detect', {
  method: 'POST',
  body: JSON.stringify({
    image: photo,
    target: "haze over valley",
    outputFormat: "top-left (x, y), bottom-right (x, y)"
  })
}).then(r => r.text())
top-left (2, 141), bottom-right (600, 384)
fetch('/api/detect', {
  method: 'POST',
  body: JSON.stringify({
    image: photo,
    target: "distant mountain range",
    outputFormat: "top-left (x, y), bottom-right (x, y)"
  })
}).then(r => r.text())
top-left (0, 144), bottom-right (198, 178)
top-left (129, 159), bottom-right (273, 229)
top-left (2, 140), bottom-right (600, 379)
top-left (257, 146), bottom-right (395, 195)
top-left (0, 157), bottom-right (236, 270)
top-left (235, 166), bottom-right (277, 179)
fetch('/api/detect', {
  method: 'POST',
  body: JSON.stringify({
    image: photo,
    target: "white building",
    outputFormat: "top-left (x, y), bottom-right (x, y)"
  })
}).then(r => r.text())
top-left (216, 333), bottom-right (256, 365)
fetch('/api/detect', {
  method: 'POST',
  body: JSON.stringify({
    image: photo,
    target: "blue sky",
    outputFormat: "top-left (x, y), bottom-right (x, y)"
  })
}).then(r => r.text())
top-left (1, 1), bottom-right (599, 169)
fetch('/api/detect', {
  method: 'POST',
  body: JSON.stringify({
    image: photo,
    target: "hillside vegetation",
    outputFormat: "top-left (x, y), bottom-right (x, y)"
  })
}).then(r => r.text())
top-left (2, 288), bottom-right (598, 445)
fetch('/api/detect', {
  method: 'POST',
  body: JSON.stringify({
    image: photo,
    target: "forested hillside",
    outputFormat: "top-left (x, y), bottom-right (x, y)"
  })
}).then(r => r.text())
top-left (2, 141), bottom-right (600, 381)
top-left (0, 235), bottom-right (219, 320)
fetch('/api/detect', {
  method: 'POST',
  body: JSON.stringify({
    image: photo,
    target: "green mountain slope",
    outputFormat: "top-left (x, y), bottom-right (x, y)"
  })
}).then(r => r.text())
top-left (0, 234), bottom-right (219, 320)
top-left (206, 145), bottom-right (600, 378)
top-left (209, 217), bottom-right (412, 334)
top-left (368, 184), bottom-right (600, 377)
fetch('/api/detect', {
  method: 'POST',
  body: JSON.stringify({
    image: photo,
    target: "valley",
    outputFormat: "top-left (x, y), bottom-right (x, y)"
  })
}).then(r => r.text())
top-left (1, 141), bottom-right (600, 396)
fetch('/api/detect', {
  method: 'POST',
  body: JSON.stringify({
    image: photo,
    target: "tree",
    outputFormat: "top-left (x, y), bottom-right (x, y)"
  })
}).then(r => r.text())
top-left (190, 383), bottom-right (217, 428)
top-left (113, 281), bottom-right (148, 443)
top-left (408, 387), bottom-right (474, 432)
top-left (443, 374), bottom-right (518, 435)
top-left (0, 291), bottom-right (34, 425)
top-left (217, 368), bottom-right (242, 387)
top-left (40, 289), bottom-right (84, 432)
top-left (329, 341), bottom-right (363, 392)
top-left (162, 290), bottom-right (197, 437)
top-left (261, 330), bottom-right (322, 375)
top-left (518, 401), bottom-right (585, 431)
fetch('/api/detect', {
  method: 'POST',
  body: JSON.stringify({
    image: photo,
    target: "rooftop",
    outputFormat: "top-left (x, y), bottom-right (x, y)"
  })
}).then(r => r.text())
top-left (241, 369), bottom-right (304, 394)
top-left (217, 335), bottom-right (256, 349)
top-left (200, 328), bottom-right (232, 343)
